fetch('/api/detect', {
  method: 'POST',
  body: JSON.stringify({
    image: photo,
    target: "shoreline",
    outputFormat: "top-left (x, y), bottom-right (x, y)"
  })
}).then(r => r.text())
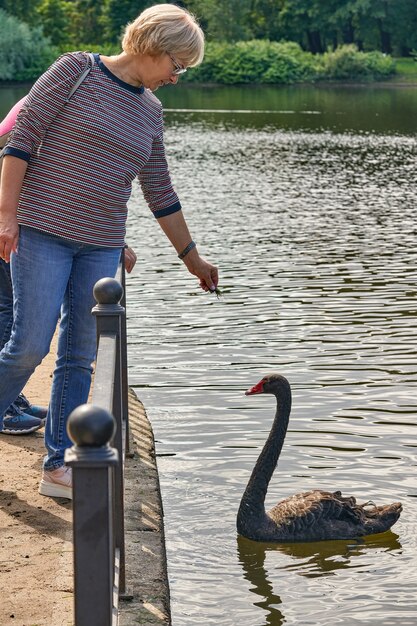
top-left (1, 75), bottom-right (417, 90)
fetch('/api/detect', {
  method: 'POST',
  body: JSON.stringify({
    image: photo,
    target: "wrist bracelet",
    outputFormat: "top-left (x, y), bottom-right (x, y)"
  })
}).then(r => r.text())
top-left (178, 240), bottom-right (196, 260)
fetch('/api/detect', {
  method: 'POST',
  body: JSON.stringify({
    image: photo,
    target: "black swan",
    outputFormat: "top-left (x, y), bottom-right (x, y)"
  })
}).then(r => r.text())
top-left (237, 373), bottom-right (402, 542)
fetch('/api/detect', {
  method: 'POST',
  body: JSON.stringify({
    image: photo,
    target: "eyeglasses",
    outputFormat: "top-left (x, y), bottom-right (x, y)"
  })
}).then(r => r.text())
top-left (168, 53), bottom-right (187, 76)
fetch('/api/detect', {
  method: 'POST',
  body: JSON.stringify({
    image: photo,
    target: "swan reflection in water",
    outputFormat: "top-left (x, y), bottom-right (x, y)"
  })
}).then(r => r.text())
top-left (237, 531), bottom-right (402, 626)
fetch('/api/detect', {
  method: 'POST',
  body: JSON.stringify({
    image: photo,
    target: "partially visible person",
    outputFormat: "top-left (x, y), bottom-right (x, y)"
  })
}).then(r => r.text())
top-left (0, 96), bottom-right (26, 147)
top-left (1, 97), bottom-right (45, 434)
top-left (0, 258), bottom-right (46, 434)
top-left (0, 3), bottom-right (217, 499)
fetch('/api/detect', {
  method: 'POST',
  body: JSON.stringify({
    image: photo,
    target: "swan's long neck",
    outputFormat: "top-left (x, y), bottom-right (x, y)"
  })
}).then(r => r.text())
top-left (237, 382), bottom-right (291, 533)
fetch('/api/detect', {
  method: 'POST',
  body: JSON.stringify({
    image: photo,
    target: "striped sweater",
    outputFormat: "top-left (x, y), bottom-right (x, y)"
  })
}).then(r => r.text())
top-left (4, 52), bottom-right (181, 247)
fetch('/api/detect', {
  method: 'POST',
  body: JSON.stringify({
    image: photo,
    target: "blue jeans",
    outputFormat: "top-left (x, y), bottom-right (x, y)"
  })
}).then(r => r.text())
top-left (0, 259), bottom-right (13, 351)
top-left (0, 226), bottom-right (121, 469)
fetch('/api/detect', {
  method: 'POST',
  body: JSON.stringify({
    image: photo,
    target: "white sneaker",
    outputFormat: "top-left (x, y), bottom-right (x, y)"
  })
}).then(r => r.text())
top-left (39, 466), bottom-right (72, 499)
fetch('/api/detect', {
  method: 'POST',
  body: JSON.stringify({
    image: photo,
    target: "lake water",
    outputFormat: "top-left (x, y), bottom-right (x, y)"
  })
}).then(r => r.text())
top-left (1, 82), bottom-right (417, 625)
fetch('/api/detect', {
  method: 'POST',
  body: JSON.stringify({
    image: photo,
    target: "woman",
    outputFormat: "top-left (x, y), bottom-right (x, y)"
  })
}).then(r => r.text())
top-left (0, 4), bottom-right (218, 498)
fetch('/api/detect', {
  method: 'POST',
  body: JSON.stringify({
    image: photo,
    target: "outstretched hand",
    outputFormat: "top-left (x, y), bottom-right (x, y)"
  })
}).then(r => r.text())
top-left (183, 252), bottom-right (219, 293)
top-left (155, 212), bottom-right (219, 293)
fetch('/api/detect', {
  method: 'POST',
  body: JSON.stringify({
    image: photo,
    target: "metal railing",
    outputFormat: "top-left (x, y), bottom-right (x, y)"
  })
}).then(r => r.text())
top-left (65, 253), bottom-right (129, 626)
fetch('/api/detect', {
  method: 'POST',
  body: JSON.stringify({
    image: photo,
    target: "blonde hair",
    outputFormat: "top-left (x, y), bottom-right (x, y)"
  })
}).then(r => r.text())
top-left (122, 4), bottom-right (204, 67)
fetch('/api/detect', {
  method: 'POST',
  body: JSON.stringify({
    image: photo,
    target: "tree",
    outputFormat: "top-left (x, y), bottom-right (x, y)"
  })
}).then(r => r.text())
top-left (278, 0), bottom-right (339, 52)
top-left (0, 8), bottom-right (56, 80)
top-left (0, 0), bottom-right (42, 25)
top-left (70, 0), bottom-right (104, 44)
top-left (389, 0), bottom-right (417, 55)
top-left (101, 0), bottom-right (150, 44)
top-left (328, 0), bottom-right (417, 54)
top-left (37, 0), bottom-right (75, 47)
top-left (246, 0), bottom-right (283, 41)
top-left (186, 0), bottom-right (253, 41)
top-left (354, 0), bottom-right (417, 54)
top-left (2, 0), bottom-right (417, 57)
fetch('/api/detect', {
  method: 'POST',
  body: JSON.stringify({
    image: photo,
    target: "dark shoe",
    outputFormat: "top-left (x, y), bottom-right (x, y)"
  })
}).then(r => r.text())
top-left (1, 404), bottom-right (42, 435)
top-left (14, 393), bottom-right (47, 423)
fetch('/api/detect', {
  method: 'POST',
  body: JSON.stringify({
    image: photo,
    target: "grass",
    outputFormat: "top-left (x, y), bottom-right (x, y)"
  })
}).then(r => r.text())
top-left (392, 57), bottom-right (417, 82)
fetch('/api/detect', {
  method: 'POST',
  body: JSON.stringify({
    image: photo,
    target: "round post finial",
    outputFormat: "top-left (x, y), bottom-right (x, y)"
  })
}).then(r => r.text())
top-left (67, 404), bottom-right (116, 447)
top-left (93, 277), bottom-right (123, 305)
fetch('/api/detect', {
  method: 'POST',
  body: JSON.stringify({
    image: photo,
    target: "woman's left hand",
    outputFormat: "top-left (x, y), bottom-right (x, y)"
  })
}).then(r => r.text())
top-left (124, 246), bottom-right (137, 273)
top-left (183, 251), bottom-right (219, 292)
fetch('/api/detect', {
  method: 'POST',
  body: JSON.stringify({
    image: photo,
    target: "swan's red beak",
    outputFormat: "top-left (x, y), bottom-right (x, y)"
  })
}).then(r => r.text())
top-left (245, 380), bottom-right (264, 395)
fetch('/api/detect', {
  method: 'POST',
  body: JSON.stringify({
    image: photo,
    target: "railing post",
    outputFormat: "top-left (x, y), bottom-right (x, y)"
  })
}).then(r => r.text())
top-left (65, 404), bottom-right (118, 626)
top-left (91, 277), bottom-right (127, 594)
top-left (118, 250), bottom-right (131, 456)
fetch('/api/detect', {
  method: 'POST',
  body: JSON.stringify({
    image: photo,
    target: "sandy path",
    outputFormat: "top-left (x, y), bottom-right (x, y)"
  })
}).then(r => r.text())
top-left (0, 333), bottom-right (74, 626)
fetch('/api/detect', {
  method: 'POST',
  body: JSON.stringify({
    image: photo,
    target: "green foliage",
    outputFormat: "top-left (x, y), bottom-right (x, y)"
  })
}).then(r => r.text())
top-left (185, 40), bottom-right (395, 84)
top-left (363, 50), bottom-right (396, 78)
top-left (101, 0), bottom-right (149, 44)
top-left (0, 3), bottom-right (401, 85)
top-left (246, 0), bottom-right (283, 41)
top-left (59, 42), bottom-right (121, 56)
top-left (2, 0), bottom-right (417, 58)
top-left (185, 40), bottom-right (318, 84)
top-left (186, 0), bottom-right (417, 56)
top-left (321, 44), bottom-right (395, 80)
top-left (37, 0), bottom-right (75, 47)
top-left (70, 0), bottom-right (105, 45)
top-left (0, 8), bottom-right (57, 81)
top-left (0, 0), bottom-right (42, 26)
top-left (185, 0), bottom-right (253, 41)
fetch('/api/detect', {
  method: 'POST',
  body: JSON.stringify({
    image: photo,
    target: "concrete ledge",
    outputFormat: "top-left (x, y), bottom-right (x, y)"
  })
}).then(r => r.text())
top-left (120, 388), bottom-right (171, 625)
